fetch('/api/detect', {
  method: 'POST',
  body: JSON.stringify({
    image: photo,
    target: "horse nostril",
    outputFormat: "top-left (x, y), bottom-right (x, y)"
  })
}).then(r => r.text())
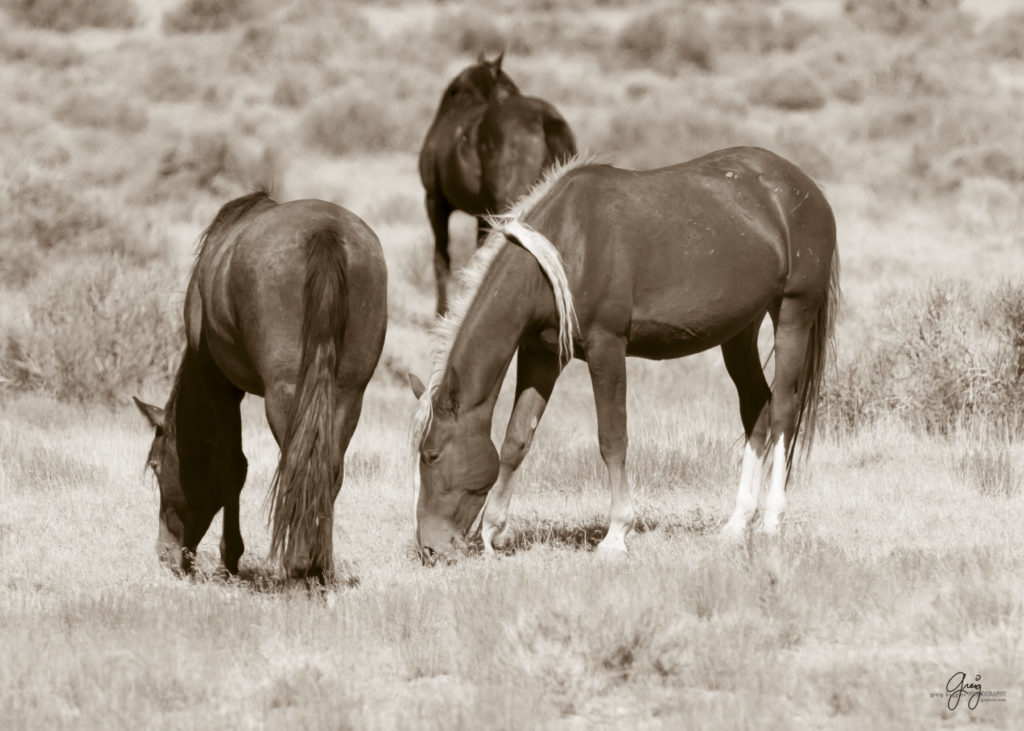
top-left (420, 546), bottom-right (437, 567)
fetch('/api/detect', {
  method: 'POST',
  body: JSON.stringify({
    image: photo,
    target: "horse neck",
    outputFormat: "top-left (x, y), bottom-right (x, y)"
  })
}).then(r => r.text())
top-left (167, 348), bottom-right (217, 459)
top-left (443, 246), bottom-right (547, 420)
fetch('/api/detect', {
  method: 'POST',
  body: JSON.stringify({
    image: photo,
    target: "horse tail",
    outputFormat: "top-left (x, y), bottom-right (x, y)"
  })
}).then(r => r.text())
top-left (498, 217), bottom-right (577, 366)
top-left (787, 247), bottom-right (840, 474)
top-left (543, 112), bottom-right (577, 166)
top-left (268, 227), bottom-right (348, 575)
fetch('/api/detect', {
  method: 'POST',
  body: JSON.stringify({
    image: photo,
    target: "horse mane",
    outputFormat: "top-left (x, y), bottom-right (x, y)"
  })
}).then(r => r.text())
top-left (165, 189), bottom-right (275, 435)
top-left (193, 188), bottom-right (275, 259)
top-left (410, 152), bottom-right (595, 467)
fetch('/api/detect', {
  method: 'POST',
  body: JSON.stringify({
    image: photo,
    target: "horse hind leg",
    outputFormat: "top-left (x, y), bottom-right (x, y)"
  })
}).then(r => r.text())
top-left (762, 296), bottom-right (817, 535)
top-left (719, 322), bottom-right (772, 541)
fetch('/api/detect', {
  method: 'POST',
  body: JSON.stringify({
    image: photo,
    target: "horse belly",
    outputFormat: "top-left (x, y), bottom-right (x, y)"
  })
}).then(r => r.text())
top-left (625, 253), bottom-right (783, 360)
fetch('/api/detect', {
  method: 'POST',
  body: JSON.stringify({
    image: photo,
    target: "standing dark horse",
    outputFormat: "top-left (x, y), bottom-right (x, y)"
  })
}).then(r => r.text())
top-left (418, 52), bottom-right (577, 315)
top-left (135, 191), bottom-right (387, 581)
top-left (409, 147), bottom-right (839, 562)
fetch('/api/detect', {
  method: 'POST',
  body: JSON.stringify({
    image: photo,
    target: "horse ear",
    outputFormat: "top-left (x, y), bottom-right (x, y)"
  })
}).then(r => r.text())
top-left (494, 50), bottom-right (504, 74)
top-left (408, 373), bottom-right (426, 401)
top-left (133, 396), bottom-right (164, 430)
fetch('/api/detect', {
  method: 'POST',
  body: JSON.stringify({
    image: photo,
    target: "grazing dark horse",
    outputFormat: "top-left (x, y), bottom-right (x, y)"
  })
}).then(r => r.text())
top-left (418, 52), bottom-right (577, 315)
top-left (135, 191), bottom-right (387, 580)
top-left (409, 147), bottom-right (839, 562)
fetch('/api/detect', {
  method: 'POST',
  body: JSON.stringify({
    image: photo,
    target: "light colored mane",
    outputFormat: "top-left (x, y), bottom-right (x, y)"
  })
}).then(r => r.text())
top-left (409, 153), bottom-right (595, 512)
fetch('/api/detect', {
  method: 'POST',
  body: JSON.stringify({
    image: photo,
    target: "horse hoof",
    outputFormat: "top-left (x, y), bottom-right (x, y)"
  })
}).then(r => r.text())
top-left (595, 541), bottom-right (628, 558)
top-left (718, 522), bottom-right (748, 545)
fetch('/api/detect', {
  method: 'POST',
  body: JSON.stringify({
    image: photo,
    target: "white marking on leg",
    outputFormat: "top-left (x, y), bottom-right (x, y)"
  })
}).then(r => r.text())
top-left (721, 438), bottom-right (764, 540)
top-left (597, 462), bottom-right (633, 554)
top-left (761, 435), bottom-right (788, 535)
top-left (481, 464), bottom-right (517, 554)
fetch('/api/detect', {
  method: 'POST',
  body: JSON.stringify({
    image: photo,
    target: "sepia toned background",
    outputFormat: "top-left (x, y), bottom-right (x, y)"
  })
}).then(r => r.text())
top-left (1, 0), bottom-right (1022, 727)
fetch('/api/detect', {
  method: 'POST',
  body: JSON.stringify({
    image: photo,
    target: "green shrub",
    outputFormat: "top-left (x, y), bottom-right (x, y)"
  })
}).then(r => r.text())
top-left (749, 66), bottom-right (827, 110)
top-left (2, 0), bottom-right (136, 32)
top-left (2, 259), bottom-right (182, 405)
top-left (617, 9), bottom-right (714, 73)
top-left (163, 0), bottom-right (256, 34)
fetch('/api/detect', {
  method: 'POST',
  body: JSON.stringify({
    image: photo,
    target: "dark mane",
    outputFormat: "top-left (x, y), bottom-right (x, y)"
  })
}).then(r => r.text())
top-left (194, 188), bottom-right (275, 257)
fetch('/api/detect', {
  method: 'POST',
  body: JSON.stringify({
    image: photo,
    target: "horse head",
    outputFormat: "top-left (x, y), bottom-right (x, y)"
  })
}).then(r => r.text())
top-left (409, 371), bottom-right (499, 565)
top-left (438, 52), bottom-right (519, 109)
top-left (134, 394), bottom-right (221, 575)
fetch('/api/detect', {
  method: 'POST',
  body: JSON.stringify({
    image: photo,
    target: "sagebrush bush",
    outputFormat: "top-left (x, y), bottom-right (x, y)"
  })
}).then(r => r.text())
top-left (749, 66), bottom-right (827, 111)
top-left (0, 176), bottom-right (163, 285)
top-left (155, 129), bottom-right (278, 195)
top-left (978, 12), bottom-right (1024, 60)
top-left (435, 8), bottom-right (506, 55)
top-left (0, 32), bottom-right (84, 68)
top-left (163, 0), bottom-right (256, 33)
top-left (715, 6), bottom-right (818, 55)
top-left (53, 90), bottom-right (148, 134)
top-left (617, 9), bottom-right (714, 73)
top-left (844, 0), bottom-right (961, 35)
top-left (303, 87), bottom-right (421, 155)
top-left (588, 97), bottom-right (754, 170)
top-left (2, 0), bottom-right (136, 32)
top-left (2, 259), bottom-right (182, 405)
top-left (822, 281), bottom-right (1024, 434)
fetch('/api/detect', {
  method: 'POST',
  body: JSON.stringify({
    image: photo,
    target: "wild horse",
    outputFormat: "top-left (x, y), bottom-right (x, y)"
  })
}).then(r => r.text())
top-left (135, 191), bottom-right (387, 581)
top-left (409, 147), bottom-right (839, 562)
top-left (418, 52), bottom-right (576, 315)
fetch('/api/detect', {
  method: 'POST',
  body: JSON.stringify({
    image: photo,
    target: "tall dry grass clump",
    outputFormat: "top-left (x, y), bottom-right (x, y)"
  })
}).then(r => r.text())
top-left (1, 259), bottom-right (182, 405)
top-left (2, 0), bottom-right (137, 31)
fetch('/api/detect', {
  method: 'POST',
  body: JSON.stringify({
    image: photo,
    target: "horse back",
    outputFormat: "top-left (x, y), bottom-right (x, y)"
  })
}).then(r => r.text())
top-left (526, 148), bottom-right (835, 357)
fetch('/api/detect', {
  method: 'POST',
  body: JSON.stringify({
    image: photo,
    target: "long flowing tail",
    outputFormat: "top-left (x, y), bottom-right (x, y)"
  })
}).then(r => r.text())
top-left (787, 249), bottom-right (841, 473)
top-left (268, 228), bottom-right (348, 575)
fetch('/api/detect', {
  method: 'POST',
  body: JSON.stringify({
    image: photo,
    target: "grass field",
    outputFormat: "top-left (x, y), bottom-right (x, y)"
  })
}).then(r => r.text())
top-left (1, 0), bottom-right (1023, 728)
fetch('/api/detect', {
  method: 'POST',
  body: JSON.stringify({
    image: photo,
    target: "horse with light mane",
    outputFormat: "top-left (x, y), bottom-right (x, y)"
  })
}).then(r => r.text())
top-left (135, 191), bottom-right (387, 581)
top-left (419, 52), bottom-right (577, 315)
top-left (409, 147), bottom-right (839, 563)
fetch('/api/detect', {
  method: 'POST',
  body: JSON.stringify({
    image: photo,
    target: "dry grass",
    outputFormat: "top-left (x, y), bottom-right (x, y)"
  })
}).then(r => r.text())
top-left (1, 0), bottom-right (1023, 726)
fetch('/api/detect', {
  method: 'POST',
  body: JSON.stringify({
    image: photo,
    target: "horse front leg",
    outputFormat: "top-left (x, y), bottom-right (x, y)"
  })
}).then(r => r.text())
top-left (426, 192), bottom-right (453, 316)
top-left (585, 332), bottom-right (633, 554)
top-left (480, 343), bottom-right (561, 554)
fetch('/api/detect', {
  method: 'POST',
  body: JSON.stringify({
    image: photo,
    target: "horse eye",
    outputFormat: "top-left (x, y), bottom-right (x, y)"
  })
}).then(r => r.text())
top-left (148, 459), bottom-right (161, 476)
top-left (421, 450), bottom-right (441, 466)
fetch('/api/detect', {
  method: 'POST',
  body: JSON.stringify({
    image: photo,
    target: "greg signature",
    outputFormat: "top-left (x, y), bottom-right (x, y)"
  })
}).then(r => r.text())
top-left (946, 672), bottom-right (982, 711)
